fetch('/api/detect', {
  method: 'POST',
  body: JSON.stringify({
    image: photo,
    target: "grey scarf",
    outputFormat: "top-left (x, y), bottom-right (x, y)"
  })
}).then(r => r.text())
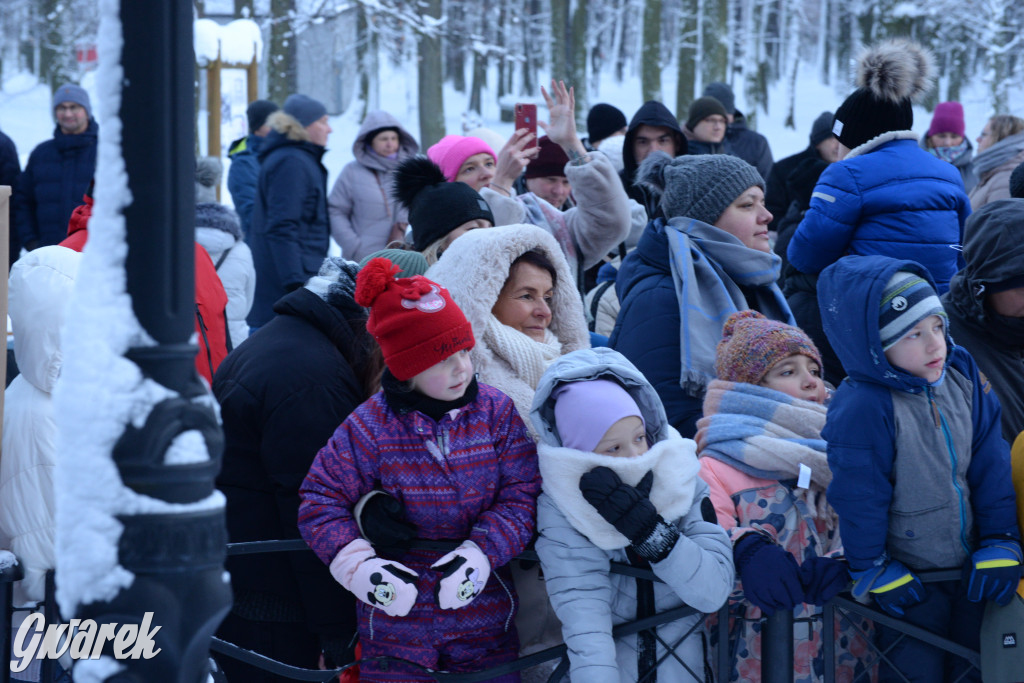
top-left (663, 217), bottom-right (794, 397)
top-left (973, 131), bottom-right (1024, 178)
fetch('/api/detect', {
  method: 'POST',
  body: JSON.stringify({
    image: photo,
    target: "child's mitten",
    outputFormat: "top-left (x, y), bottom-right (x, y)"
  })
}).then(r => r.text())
top-left (355, 490), bottom-right (418, 550)
top-left (330, 538), bottom-right (419, 617)
top-left (850, 558), bottom-right (924, 617)
top-left (579, 467), bottom-right (680, 562)
top-left (733, 532), bottom-right (803, 615)
top-left (799, 556), bottom-right (849, 605)
top-left (966, 537), bottom-right (1022, 606)
top-left (431, 541), bottom-right (491, 610)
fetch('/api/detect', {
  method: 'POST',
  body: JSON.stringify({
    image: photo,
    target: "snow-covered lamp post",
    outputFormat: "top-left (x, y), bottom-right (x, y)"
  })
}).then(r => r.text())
top-left (53, 0), bottom-right (231, 680)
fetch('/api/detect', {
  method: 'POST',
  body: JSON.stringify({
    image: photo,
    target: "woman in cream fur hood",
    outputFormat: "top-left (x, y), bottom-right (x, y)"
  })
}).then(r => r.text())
top-left (425, 223), bottom-right (590, 429)
top-left (530, 347), bottom-right (734, 683)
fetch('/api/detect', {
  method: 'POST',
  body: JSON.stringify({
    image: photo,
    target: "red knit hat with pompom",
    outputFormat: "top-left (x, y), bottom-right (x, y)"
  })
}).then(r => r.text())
top-left (355, 257), bottom-right (475, 381)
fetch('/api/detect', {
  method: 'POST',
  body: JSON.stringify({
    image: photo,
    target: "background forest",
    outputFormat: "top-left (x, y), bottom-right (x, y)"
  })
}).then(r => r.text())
top-left (2, 0), bottom-right (1021, 149)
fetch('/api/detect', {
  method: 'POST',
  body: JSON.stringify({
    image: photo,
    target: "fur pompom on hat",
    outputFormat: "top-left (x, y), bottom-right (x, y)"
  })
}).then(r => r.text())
top-left (355, 258), bottom-right (474, 381)
top-left (715, 311), bottom-right (822, 385)
top-left (636, 151), bottom-right (764, 227)
top-left (426, 134), bottom-right (496, 183)
top-left (392, 156), bottom-right (494, 252)
top-left (832, 39), bottom-right (934, 151)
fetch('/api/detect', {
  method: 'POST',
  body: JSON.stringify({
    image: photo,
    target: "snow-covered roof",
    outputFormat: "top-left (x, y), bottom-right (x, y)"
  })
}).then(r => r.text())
top-left (194, 18), bottom-right (262, 66)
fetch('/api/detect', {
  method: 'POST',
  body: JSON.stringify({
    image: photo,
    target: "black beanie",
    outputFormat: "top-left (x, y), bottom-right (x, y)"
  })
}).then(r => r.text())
top-left (247, 99), bottom-right (279, 133)
top-left (392, 156), bottom-right (495, 251)
top-left (587, 103), bottom-right (627, 145)
top-left (809, 111), bottom-right (835, 147)
top-left (686, 97), bottom-right (728, 132)
top-left (832, 39), bottom-right (932, 150)
top-left (1009, 161), bottom-right (1024, 199)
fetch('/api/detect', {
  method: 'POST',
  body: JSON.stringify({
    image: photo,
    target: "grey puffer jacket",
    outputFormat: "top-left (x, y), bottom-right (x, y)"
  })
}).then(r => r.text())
top-left (328, 111), bottom-right (418, 260)
top-left (531, 347), bottom-right (734, 683)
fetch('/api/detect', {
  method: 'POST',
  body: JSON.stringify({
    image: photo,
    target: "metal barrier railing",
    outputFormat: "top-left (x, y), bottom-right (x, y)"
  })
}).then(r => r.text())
top-left (0, 543), bottom-right (982, 683)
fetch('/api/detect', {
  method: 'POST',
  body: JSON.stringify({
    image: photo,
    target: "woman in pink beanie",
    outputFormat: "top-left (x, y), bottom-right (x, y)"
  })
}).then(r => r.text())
top-left (921, 101), bottom-right (975, 190)
top-left (427, 134), bottom-right (500, 191)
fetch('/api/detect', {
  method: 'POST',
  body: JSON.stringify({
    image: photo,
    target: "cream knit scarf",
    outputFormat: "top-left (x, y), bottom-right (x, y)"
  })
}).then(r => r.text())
top-left (483, 316), bottom-right (563, 391)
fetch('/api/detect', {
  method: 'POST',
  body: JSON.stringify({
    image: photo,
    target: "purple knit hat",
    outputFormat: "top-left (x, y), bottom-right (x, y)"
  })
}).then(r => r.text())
top-left (427, 135), bottom-right (497, 183)
top-left (715, 311), bottom-right (822, 385)
top-left (553, 379), bottom-right (644, 453)
top-left (927, 102), bottom-right (965, 139)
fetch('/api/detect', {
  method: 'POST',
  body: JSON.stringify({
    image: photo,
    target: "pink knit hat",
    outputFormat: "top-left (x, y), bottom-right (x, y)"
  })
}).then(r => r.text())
top-left (927, 102), bottom-right (965, 139)
top-left (427, 135), bottom-right (497, 182)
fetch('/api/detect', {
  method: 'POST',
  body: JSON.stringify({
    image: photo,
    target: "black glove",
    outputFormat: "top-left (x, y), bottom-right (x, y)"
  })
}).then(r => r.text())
top-left (356, 490), bottom-right (417, 551)
top-left (799, 556), bottom-right (850, 605)
top-left (284, 281), bottom-right (304, 293)
top-left (579, 467), bottom-right (679, 563)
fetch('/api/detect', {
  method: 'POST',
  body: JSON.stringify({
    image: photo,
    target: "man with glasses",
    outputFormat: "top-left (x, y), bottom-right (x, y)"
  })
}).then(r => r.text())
top-left (12, 83), bottom-right (98, 252)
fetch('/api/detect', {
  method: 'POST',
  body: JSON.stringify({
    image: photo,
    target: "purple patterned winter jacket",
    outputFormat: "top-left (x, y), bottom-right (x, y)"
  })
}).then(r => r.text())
top-left (298, 383), bottom-right (541, 570)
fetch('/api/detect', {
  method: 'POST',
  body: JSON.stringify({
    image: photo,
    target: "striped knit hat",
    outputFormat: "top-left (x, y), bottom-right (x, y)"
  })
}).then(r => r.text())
top-left (878, 271), bottom-right (946, 351)
top-left (715, 311), bottom-right (822, 385)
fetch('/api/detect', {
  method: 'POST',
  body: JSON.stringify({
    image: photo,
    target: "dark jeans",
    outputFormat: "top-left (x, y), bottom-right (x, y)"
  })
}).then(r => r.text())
top-left (876, 579), bottom-right (983, 683)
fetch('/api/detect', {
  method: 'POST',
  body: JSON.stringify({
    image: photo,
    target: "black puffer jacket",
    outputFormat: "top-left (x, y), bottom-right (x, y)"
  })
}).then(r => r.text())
top-left (725, 111), bottom-right (773, 180)
top-left (943, 199), bottom-right (1024, 442)
top-left (213, 274), bottom-right (375, 643)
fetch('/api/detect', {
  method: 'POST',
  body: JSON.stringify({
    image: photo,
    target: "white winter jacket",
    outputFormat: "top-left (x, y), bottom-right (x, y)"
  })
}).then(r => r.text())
top-left (195, 202), bottom-right (256, 349)
top-left (1, 246), bottom-right (81, 608)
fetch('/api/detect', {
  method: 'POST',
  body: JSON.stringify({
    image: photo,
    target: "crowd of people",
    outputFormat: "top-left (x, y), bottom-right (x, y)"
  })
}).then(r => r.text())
top-left (3, 36), bottom-right (1024, 683)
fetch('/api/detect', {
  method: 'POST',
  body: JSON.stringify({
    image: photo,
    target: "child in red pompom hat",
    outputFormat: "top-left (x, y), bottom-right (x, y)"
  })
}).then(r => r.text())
top-left (299, 257), bottom-right (541, 681)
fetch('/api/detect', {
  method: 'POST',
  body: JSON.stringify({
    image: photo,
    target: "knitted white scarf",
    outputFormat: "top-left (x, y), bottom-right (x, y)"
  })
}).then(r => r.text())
top-left (483, 316), bottom-right (563, 392)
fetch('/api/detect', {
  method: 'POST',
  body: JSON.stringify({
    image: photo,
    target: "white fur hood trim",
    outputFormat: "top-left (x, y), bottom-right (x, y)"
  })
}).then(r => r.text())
top-left (539, 434), bottom-right (700, 550)
top-left (844, 130), bottom-right (918, 159)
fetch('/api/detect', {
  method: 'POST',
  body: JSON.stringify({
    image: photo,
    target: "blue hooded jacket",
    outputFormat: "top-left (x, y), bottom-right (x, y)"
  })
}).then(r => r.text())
top-left (817, 255), bottom-right (1017, 571)
top-left (788, 135), bottom-right (970, 293)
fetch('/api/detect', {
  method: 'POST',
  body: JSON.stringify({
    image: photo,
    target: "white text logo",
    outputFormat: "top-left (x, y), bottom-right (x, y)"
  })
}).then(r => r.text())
top-left (10, 612), bottom-right (162, 672)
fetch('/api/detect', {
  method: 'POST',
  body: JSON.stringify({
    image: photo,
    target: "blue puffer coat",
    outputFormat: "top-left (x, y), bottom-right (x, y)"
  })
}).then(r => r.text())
top-left (226, 133), bottom-right (266, 236)
top-left (246, 114), bottom-right (330, 328)
top-left (12, 121), bottom-right (98, 249)
top-left (817, 255), bottom-right (1017, 572)
top-left (788, 132), bottom-right (970, 293)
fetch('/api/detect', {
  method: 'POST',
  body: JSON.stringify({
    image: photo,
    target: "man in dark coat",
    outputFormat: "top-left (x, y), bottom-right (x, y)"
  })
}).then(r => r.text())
top-left (620, 101), bottom-right (688, 218)
top-left (246, 93), bottom-right (332, 329)
top-left (765, 110), bottom-right (840, 231)
top-left (12, 83), bottom-right (98, 251)
top-left (943, 199), bottom-right (1024, 443)
top-left (227, 99), bottom-right (278, 236)
top-left (703, 82), bottom-right (774, 180)
top-left (0, 127), bottom-right (20, 267)
top-left (212, 257), bottom-right (379, 682)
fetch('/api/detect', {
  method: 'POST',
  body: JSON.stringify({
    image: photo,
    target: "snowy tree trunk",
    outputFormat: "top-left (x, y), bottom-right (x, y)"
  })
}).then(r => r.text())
top-left (38, 0), bottom-right (74, 92)
top-left (418, 0), bottom-right (445, 148)
top-left (447, 0), bottom-right (466, 93)
top-left (469, 49), bottom-right (487, 114)
top-left (641, 0), bottom-right (662, 101)
top-left (676, 0), bottom-right (699, 116)
top-left (702, 0), bottom-right (728, 87)
top-left (551, 0), bottom-right (570, 80)
top-left (268, 0), bottom-right (297, 105)
top-left (571, 0), bottom-right (588, 126)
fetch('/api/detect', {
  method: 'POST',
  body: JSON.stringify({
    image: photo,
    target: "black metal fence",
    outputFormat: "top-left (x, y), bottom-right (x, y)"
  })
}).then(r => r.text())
top-left (0, 544), bottom-right (981, 682)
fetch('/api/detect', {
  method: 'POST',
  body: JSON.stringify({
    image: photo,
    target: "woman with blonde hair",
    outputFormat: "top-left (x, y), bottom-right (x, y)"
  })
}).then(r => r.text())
top-left (969, 114), bottom-right (1024, 210)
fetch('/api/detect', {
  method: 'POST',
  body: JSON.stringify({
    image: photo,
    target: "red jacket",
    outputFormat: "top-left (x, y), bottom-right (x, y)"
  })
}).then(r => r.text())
top-left (61, 194), bottom-right (230, 384)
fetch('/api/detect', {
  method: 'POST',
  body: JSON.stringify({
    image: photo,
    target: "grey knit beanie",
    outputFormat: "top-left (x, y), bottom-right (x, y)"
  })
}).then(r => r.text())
top-left (809, 111), bottom-right (835, 147)
top-left (635, 151), bottom-right (765, 226)
top-left (52, 83), bottom-right (91, 118)
top-left (284, 93), bottom-right (328, 127)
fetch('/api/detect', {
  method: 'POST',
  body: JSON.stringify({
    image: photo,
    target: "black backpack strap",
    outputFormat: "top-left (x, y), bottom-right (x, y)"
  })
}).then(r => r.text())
top-left (588, 281), bottom-right (614, 333)
top-left (214, 246), bottom-right (233, 271)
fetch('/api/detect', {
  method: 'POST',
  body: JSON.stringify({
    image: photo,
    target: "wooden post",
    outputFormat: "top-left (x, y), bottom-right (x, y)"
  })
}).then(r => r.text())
top-left (247, 55), bottom-right (258, 103)
top-left (0, 185), bottom-right (10, 457)
top-left (207, 56), bottom-right (222, 161)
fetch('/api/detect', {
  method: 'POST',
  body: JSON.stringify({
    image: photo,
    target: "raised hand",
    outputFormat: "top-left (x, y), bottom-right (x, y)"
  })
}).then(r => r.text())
top-left (540, 80), bottom-right (587, 157)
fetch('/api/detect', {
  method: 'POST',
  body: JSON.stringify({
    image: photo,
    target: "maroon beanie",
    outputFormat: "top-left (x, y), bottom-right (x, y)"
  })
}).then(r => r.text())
top-left (354, 258), bottom-right (475, 381)
top-left (524, 136), bottom-right (570, 179)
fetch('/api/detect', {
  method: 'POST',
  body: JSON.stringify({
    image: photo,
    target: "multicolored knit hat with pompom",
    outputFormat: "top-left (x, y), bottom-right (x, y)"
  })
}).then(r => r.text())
top-left (354, 257), bottom-right (474, 380)
top-left (714, 310), bottom-right (822, 385)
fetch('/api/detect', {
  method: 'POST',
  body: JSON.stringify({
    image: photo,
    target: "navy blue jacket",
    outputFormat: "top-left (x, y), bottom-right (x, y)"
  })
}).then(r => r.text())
top-left (0, 130), bottom-right (21, 265)
top-left (788, 134), bottom-right (970, 293)
top-left (818, 255), bottom-right (1018, 571)
top-left (725, 111), bottom-right (773, 180)
top-left (226, 133), bottom-right (266, 236)
top-left (246, 124), bottom-right (330, 327)
top-left (13, 121), bottom-right (98, 249)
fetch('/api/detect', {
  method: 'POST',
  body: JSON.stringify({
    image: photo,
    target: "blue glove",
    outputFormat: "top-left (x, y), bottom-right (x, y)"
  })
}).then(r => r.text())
top-left (799, 556), bottom-right (850, 605)
top-left (966, 537), bottom-right (1022, 606)
top-left (850, 558), bottom-right (924, 617)
top-left (734, 533), bottom-right (803, 616)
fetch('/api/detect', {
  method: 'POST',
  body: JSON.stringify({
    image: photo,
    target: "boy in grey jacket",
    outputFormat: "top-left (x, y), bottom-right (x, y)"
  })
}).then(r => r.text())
top-left (531, 347), bottom-right (733, 683)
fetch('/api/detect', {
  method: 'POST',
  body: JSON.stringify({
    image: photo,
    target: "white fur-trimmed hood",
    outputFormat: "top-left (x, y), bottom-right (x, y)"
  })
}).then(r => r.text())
top-left (539, 435), bottom-right (700, 549)
top-left (844, 129), bottom-right (918, 159)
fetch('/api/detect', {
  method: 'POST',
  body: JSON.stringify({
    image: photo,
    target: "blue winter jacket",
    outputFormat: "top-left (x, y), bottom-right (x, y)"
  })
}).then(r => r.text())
top-left (788, 133), bottom-right (970, 293)
top-left (227, 133), bottom-right (265, 236)
top-left (817, 255), bottom-right (1018, 572)
top-left (12, 121), bottom-right (98, 249)
top-left (246, 119), bottom-right (330, 328)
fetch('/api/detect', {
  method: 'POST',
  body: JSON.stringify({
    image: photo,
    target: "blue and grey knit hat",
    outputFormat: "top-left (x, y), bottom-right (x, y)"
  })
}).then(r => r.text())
top-left (879, 270), bottom-right (946, 351)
